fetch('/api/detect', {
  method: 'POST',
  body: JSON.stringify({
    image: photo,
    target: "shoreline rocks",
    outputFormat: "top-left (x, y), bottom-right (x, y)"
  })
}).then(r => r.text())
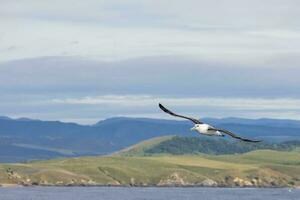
top-left (201, 179), bottom-right (218, 187)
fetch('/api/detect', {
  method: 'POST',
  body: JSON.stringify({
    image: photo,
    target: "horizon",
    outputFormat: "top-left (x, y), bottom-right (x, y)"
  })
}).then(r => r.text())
top-left (1, 114), bottom-right (300, 126)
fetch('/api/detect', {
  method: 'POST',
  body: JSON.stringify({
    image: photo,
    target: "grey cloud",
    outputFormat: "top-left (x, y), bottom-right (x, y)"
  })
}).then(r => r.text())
top-left (0, 56), bottom-right (299, 98)
top-left (2, 0), bottom-right (300, 29)
top-left (1, 0), bottom-right (300, 63)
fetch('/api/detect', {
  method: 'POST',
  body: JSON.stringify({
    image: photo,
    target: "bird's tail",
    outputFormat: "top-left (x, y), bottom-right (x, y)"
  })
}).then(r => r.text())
top-left (216, 131), bottom-right (225, 137)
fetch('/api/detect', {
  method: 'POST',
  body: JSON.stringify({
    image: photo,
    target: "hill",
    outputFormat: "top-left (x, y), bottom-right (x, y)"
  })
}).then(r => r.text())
top-left (137, 136), bottom-right (300, 155)
top-left (0, 116), bottom-right (300, 162)
top-left (0, 150), bottom-right (299, 187)
top-left (115, 135), bottom-right (175, 156)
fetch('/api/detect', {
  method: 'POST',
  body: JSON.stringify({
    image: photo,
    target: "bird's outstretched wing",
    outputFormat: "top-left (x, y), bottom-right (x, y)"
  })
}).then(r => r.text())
top-left (212, 128), bottom-right (261, 143)
top-left (159, 103), bottom-right (203, 124)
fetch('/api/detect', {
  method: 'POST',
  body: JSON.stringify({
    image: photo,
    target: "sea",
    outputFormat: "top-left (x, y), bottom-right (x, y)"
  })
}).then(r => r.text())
top-left (0, 187), bottom-right (299, 200)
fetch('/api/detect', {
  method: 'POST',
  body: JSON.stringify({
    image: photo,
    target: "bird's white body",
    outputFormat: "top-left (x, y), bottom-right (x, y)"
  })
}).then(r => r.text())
top-left (191, 124), bottom-right (223, 136)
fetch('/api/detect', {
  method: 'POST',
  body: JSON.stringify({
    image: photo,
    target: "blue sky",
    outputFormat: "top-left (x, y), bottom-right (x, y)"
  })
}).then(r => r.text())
top-left (1, 0), bottom-right (300, 124)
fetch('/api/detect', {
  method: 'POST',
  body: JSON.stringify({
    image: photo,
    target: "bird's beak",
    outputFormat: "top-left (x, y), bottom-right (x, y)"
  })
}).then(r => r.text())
top-left (190, 126), bottom-right (196, 131)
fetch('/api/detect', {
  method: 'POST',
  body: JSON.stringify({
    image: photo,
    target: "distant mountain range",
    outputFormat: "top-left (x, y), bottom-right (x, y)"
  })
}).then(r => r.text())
top-left (0, 116), bottom-right (300, 162)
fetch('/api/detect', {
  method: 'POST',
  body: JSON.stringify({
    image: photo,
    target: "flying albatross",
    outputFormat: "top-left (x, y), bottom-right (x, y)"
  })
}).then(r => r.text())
top-left (159, 103), bottom-right (261, 143)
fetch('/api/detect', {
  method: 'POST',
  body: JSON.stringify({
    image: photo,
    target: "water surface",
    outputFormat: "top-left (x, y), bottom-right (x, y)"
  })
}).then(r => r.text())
top-left (0, 187), bottom-right (299, 200)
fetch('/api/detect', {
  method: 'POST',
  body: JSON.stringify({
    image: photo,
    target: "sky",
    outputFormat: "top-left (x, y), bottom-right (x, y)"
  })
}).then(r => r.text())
top-left (1, 0), bottom-right (300, 124)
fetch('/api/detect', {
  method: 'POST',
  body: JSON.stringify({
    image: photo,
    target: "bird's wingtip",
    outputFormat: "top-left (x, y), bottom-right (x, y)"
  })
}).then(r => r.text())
top-left (247, 139), bottom-right (262, 143)
top-left (158, 103), bottom-right (169, 113)
top-left (251, 138), bottom-right (262, 142)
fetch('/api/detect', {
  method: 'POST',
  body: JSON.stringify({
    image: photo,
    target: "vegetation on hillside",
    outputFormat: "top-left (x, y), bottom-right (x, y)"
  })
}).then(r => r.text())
top-left (0, 150), bottom-right (299, 187)
top-left (144, 136), bottom-right (300, 155)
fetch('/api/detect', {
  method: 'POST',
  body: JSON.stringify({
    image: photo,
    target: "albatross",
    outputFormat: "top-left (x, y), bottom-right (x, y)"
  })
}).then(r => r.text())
top-left (159, 103), bottom-right (261, 143)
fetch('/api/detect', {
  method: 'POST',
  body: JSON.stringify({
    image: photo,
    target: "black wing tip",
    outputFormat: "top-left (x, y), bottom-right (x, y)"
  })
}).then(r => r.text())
top-left (242, 138), bottom-right (262, 143)
top-left (158, 103), bottom-right (168, 111)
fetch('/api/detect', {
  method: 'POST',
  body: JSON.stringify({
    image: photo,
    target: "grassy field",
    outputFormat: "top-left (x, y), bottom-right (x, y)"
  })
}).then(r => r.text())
top-left (0, 150), bottom-right (299, 187)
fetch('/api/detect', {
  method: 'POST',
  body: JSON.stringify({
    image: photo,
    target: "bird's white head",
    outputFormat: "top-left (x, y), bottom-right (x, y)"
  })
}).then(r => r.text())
top-left (190, 124), bottom-right (200, 131)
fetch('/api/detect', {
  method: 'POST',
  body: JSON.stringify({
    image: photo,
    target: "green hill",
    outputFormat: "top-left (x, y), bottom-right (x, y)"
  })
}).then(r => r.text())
top-left (117, 136), bottom-right (300, 156)
top-left (0, 150), bottom-right (299, 187)
top-left (115, 135), bottom-right (175, 156)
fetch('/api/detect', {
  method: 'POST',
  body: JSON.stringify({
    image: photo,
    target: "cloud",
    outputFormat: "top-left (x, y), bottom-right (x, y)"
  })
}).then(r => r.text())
top-left (1, 90), bottom-right (300, 124)
top-left (1, 0), bottom-right (300, 64)
top-left (1, 20), bottom-right (299, 64)
top-left (2, 0), bottom-right (300, 28)
top-left (51, 95), bottom-right (300, 111)
top-left (1, 56), bottom-right (300, 99)
top-left (2, 93), bottom-right (300, 124)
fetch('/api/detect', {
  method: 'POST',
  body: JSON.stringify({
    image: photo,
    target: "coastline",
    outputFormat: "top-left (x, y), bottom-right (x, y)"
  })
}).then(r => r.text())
top-left (0, 184), bottom-right (21, 188)
top-left (1, 151), bottom-right (299, 189)
top-left (1, 183), bottom-right (298, 188)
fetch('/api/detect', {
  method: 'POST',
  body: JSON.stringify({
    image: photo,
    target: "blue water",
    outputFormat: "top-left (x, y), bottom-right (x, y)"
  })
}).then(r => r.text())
top-left (0, 187), bottom-right (299, 200)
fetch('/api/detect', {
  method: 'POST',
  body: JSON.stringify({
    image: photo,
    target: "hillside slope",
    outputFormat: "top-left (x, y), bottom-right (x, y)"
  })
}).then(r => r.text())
top-left (117, 136), bottom-right (300, 156)
top-left (0, 150), bottom-right (299, 187)
top-left (115, 135), bottom-right (175, 156)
